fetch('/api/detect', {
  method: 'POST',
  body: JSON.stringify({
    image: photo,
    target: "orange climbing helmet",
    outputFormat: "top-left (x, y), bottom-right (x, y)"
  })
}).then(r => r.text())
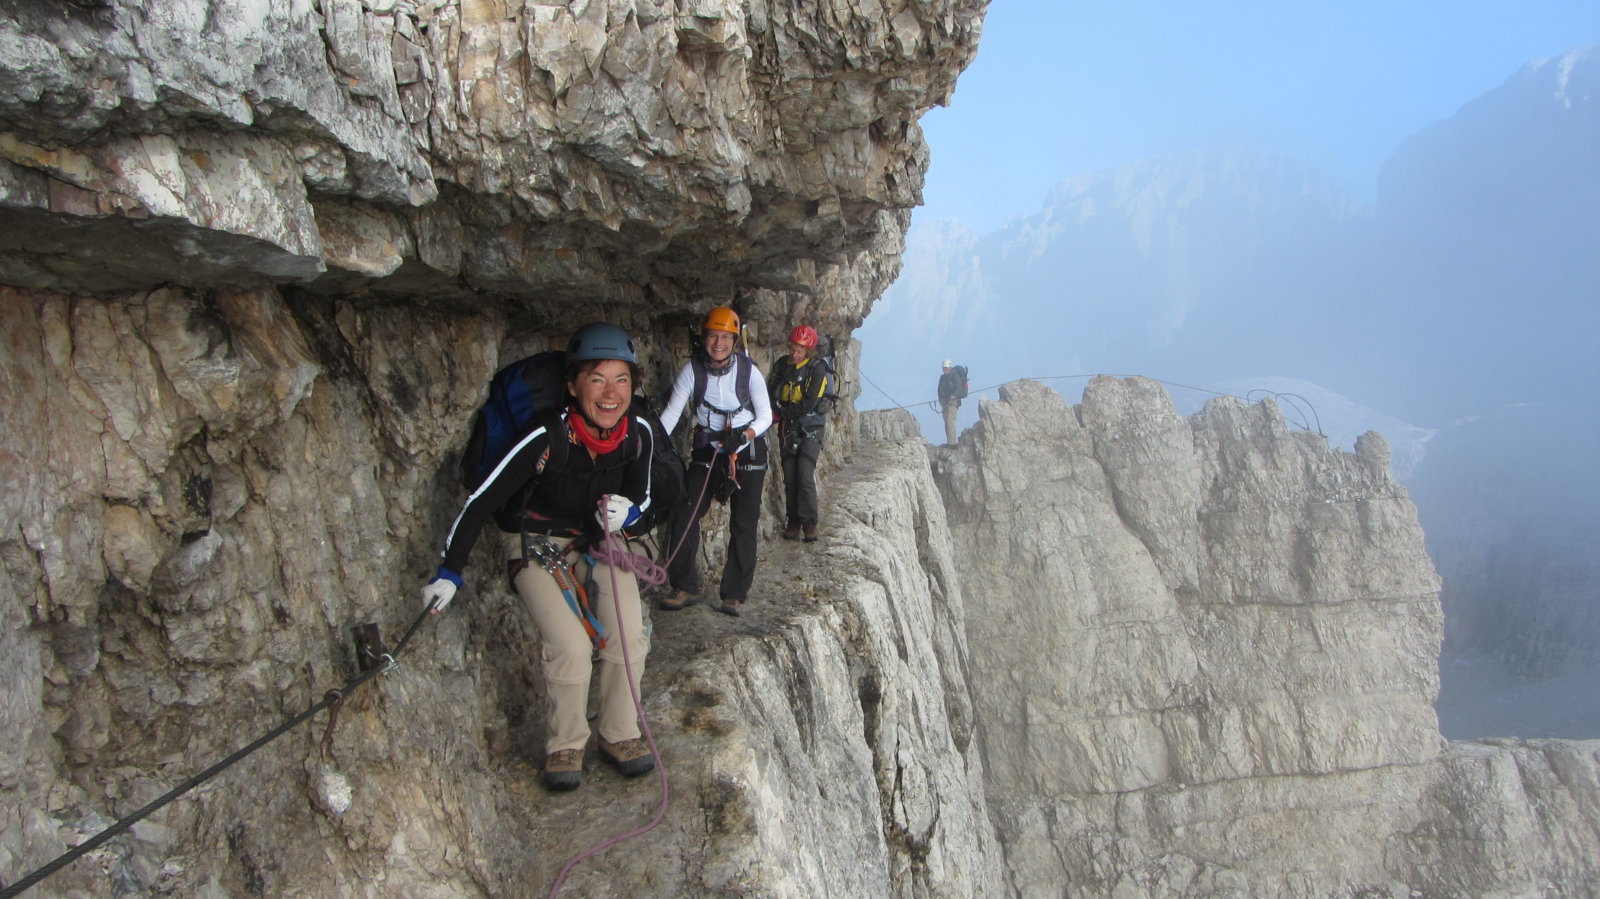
top-left (788, 325), bottom-right (819, 348)
top-left (703, 306), bottom-right (741, 335)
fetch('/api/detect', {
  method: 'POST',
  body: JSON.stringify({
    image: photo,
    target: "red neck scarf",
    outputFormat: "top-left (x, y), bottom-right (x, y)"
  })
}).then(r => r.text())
top-left (568, 407), bottom-right (629, 456)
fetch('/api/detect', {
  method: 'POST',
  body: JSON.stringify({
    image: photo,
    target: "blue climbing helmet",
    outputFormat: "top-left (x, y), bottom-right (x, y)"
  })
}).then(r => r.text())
top-left (567, 322), bottom-right (636, 363)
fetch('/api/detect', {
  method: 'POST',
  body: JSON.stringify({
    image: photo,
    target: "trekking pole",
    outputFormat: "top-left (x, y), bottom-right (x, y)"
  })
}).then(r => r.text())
top-left (0, 606), bottom-right (433, 899)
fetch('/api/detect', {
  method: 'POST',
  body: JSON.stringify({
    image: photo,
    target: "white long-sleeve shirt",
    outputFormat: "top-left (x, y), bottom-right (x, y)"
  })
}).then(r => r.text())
top-left (659, 355), bottom-right (773, 453)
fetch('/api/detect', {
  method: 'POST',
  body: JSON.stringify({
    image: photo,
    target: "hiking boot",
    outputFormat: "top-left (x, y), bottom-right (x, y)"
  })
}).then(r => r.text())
top-left (782, 523), bottom-right (801, 540)
top-left (598, 737), bottom-right (656, 777)
top-left (543, 748), bottom-right (584, 791)
top-left (658, 589), bottom-right (694, 611)
top-left (717, 599), bottom-right (743, 617)
top-left (802, 523), bottom-right (818, 543)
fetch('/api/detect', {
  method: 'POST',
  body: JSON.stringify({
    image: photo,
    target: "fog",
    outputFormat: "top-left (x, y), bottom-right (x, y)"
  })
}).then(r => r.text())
top-left (858, 46), bottom-right (1600, 739)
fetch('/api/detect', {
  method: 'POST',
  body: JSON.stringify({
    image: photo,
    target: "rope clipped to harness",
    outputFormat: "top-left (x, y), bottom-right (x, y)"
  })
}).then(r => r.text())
top-left (585, 539), bottom-right (667, 590)
top-left (522, 532), bottom-right (606, 649)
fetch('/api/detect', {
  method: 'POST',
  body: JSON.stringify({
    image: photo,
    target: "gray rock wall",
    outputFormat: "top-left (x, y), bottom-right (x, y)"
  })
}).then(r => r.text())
top-left (927, 377), bottom-right (1600, 896)
top-left (4, 2), bottom-right (1598, 896)
top-left (1, 0), bottom-right (979, 312)
top-left (0, 0), bottom-right (991, 894)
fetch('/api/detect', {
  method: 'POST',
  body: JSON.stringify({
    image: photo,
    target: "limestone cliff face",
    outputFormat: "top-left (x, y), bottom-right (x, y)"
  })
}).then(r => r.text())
top-left (0, 0), bottom-right (990, 894)
top-left (931, 378), bottom-right (1600, 895)
top-left (4, 2), bottom-right (1600, 898)
top-left (2, 0), bottom-right (980, 327)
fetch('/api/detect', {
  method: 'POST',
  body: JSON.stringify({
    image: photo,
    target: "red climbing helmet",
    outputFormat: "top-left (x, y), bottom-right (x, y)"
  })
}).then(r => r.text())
top-left (788, 325), bottom-right (819, 348)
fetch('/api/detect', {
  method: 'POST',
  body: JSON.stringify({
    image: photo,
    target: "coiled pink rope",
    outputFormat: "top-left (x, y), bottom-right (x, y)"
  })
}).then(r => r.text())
top-left (586, 539), bottom-right (667, 589)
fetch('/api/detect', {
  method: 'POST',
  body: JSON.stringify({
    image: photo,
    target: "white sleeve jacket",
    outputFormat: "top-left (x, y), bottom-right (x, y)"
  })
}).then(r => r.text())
top-left (658, 357), bottom-right (772, 454)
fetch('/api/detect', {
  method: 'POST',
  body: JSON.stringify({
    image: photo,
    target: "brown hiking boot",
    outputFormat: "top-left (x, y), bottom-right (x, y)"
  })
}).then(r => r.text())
top-left (598, 737), bottom-right (656, 777)
top-left (802, 523), bottom-right (818, 543)
top-left (543, 748), bottom-right (583, 791)
top-left (658, 589), bottom-right (694, 611)
top-left (717, 599), bottom-right (743, 617)
top-left (782, 519), bottom-right (801, 540)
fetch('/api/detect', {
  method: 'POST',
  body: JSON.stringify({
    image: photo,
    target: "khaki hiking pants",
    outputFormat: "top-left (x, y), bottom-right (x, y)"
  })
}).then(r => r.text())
top-left (512, 535), bottom-right (649, 756)
top-left (942, 399), bottom-right (960, 445)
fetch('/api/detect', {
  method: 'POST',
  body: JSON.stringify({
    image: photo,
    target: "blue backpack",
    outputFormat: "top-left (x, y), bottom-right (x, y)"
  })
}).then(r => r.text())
top-left (458, 351), bottom-right (684, 534)
top-left (459, 352), bottom-right (568, 494)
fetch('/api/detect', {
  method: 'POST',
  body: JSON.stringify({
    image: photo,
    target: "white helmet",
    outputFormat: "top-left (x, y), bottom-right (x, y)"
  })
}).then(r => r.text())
top-left (942, 359), bottom-right (953, 368)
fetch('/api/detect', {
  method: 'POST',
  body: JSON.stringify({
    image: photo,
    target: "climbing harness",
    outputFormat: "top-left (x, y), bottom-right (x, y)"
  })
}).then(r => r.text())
top-left (699, 391), bottom-right (744, 422)
top-left (522, 531), bottom-right (606, 649)
top-left (0, 606), bottom-right (434, 899)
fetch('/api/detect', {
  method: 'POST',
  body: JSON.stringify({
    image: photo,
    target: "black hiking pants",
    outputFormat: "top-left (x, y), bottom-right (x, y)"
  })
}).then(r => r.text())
top-left (667, 439), bottom-right (767, 602)
top-left (780, 423), bottom-right (824, 526)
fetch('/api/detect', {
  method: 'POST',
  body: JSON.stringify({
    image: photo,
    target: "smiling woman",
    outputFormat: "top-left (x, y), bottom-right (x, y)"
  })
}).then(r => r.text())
top-left (421, 321), bottom-right (661, 791)
top-left (655, 306), bottom-right (775, 617)
top-left (570, 358), bottom-right (633, 435)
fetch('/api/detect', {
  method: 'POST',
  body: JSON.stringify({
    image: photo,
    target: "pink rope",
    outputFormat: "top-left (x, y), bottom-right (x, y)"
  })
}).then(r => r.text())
top-left (545, 527), bottom-right (669, 898)
top-left (587, 539), bottom-right (667, 589)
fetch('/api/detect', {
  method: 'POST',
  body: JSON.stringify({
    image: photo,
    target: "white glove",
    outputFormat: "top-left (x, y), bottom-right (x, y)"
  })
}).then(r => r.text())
top-left (596, 494), bottom-right (640, 534)
top-left (422, 575), bottom-right (459, 614)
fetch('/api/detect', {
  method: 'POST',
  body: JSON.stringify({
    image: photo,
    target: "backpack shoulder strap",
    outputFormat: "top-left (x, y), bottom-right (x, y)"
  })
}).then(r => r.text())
top-left (626, 411), bottom-right (648, 461)
top-left (690, 355), bottom-right (707, 402)
top-left (735, 353), bottom-right (752, 410)
top-left (540, 408), bottom-right (569, 471)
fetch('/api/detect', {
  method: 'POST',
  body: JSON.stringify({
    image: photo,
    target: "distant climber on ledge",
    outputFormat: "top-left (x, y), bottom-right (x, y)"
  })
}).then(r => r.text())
top-left (935, 359), bottom-right (967, 445)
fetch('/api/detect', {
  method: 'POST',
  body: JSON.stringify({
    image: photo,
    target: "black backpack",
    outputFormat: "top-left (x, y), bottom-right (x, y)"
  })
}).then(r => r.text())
top-left (458, 351), bottom-right (568, 494)
top-left (458, 351), bottom-right (685, 534)
top-left (951, 365), bottom-right (968, 400)
top-left (815, 335), bottom-right (841, 413)
top-left (625, 397), bottom-right (687, 536)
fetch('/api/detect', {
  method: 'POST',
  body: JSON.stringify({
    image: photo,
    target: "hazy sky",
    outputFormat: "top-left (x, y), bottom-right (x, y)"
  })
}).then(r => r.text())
top-left (918, 1), bottom-right (1600, 234)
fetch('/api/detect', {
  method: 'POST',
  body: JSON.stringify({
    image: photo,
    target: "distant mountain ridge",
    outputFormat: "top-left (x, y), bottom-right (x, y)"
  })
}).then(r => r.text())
top-left (859, 147), bottom-right (1370, 434)
top-left (859, 44), bottom-right (1600, 714)
top-left (865, 46), bottom-right (1599, 428)
top-left (1365, 45), bottom-right (1600, 419)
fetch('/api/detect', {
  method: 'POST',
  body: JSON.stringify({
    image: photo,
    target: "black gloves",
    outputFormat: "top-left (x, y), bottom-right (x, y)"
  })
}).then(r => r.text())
top-left (717, 429), bottom-right (746, 454)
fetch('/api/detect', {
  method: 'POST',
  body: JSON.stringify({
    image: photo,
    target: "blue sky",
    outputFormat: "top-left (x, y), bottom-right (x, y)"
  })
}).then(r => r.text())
top-left (916, 1), bottom-right (1600, 234)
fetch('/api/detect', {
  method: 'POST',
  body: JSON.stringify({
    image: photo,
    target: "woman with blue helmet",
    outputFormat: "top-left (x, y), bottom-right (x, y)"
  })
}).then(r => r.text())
top-left (421, 322), bottom-right (660, 791)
